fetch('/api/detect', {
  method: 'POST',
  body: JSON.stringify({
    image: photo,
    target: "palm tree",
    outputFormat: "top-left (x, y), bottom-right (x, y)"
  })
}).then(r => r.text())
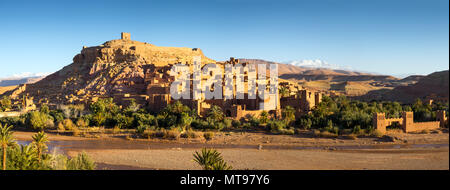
top-left (0, 124), bottom-right (16, 170)
top-left (193, 148), bottom-right (232, 170)
top-left (279, 87), bottom-right (290, 98)
top-left (282, 106), bottom-right (296, 125)
top-left (207, 106), bottom-right (224, 122)
top-left (32, 131), bottom-right (49, 163)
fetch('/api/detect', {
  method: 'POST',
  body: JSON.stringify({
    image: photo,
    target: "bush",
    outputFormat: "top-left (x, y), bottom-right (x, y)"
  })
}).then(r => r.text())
top-left (223, 118), bottom-right (232, 129)
top-left (57, 122), bottom-right (65, 132)
top-left (76, 118), bottom-right (88, 128)
top-left (0, 96), bottom-right (11, 111)
top-left (163, 129), bottom-right (180, 140)
top-left (61, 119), bottom-right (75, 130)
top-left (259, 111), bottom-right (269, 124)
top-left (249, 116), bottom-right (261, 128)
top-left (66, 152), bottom-right (96, 170)
top-left (49, 110), bottom-right (65, 124)
top-left (203, 132), bottom-right (214, 140)
top-left (369, 129), bottom-right (384, 138)
top-left (352, 125), bottom-right (362, 134)
top-left (136, 125), bottom-right (148, 135)
top-left (26, 111), bottom-right (53, 131)
top-left (193, 148), bottom-right (232, 170)
top-left (267, 120), bottom-right (286, 133)
top-left (181, 130), bottom-right (201, 138)
top-left (231, 120), bottom-right (241, 128)
top-left (313, 130), bottom-right (338, 138)
top-left (342, 133), bottom-right (358, 140)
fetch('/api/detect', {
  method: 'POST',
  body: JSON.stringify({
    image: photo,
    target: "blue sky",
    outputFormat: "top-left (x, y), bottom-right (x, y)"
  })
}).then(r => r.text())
top-left (0, 0), bottom-right (448, 78)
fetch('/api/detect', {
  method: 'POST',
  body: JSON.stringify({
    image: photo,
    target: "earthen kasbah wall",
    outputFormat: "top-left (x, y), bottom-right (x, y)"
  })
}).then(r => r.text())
top-left (373, 111), bottom-right (447, 133)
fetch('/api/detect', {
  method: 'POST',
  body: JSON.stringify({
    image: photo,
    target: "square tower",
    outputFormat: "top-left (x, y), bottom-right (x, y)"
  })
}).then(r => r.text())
top-left (121, 32), bottom-right (131, 40)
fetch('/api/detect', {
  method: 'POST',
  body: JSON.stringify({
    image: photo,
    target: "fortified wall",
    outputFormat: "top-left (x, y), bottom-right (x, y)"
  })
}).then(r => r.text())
top-left (373, 111), bottom-right (447, 133)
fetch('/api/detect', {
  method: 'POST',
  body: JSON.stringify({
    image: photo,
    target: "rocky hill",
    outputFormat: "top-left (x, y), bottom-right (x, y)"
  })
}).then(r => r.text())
top-left (6, 33), bottom-right (214, 104)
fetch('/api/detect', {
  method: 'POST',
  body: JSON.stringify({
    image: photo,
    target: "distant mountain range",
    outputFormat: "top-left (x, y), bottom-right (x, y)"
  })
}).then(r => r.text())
top-left (0, 76), bottom-right (45, 87)
top-left (358, 70), bottom-right (449, 103)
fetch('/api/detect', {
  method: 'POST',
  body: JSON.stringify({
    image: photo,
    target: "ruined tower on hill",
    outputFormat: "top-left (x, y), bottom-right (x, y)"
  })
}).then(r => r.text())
top-left (121, 32), bottom-right (131, 40)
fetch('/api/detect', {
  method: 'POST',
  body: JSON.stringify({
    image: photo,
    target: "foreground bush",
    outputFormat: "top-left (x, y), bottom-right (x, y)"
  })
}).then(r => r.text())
top-left (193, 148), bottom-right (232, 170)
top-left (66, 152), bottom-right (96, 170)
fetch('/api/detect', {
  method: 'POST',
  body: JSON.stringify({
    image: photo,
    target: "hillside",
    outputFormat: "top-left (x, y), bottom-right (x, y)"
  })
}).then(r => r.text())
top-left (5, 33), bottom-right (214, 104)
top-left (358, 70), bottom-right (449, 103)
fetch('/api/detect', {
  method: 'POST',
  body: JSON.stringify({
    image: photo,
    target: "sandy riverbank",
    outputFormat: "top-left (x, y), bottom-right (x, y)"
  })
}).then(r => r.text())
top-left (66, 147), bottom-right (449, 170)
top-left (13, 129), bottom-right (449, 170)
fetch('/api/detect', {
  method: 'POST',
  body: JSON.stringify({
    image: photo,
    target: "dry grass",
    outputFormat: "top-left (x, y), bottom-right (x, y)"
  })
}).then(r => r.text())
top-left (369, 130), bottom-right (384, 138)
top-left (181, 130), bottom-right (202, 139)
top-left (342, 133), bottom-right (358, 140)
top-left (203, 132), bottom-right (214, 140)
top-left (312, 130), bottom-right (338, 138)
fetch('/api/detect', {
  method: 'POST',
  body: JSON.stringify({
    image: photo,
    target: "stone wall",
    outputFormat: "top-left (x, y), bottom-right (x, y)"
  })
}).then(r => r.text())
top-left (373, 111), bottom-right (444, 134)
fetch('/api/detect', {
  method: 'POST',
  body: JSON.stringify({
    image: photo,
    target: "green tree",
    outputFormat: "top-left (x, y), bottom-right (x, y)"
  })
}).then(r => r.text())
top-left (31, 131), bottom-right (49, 163)
top-left (0, 124), bottom-right (16, 170)
top-left (259, 111), bottom-right (269, 124)
top-left (279, 87), bottom-right (290, 98)
top-left (39, 104), bottom-right (50, 114)
top-left (282, 106), bottom-right (295, 125)
top-left (207, 106), bottom-right (224, 122)
top-left (27, 111), bottom-right (52, 131)
top-left (0, 96), bottom-right (12, 111)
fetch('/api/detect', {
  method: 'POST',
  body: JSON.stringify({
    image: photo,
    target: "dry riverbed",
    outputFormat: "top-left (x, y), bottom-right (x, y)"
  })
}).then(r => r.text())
top-left (13, 129), bottom-right (449, 170)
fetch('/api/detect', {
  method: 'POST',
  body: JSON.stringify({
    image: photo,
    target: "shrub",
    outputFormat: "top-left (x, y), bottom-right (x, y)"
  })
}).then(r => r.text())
top-left (342, 133), bottom-right (358, 140)
top-left (164, 129), bottom-right (180, 140)
top-left (76, 118), bottom-right (88, 128)
top-left (267, 120), bottom-right (286, 133)
top-left (149, 130), bottom-right (165, 138)
top-left (280, 128), bottom-right (295, 135)
top-left (259, 111), bottom-right (269, 124)
top-left (231, 120), bottom-right (241, 128)
top-left (223, 118), bottom-right (232, 129)
top-left (0, 96), bottom-right (11, 111)
top-left (181, 130), bottom-right (201, 138)
top-left (312, 130), bottom-right (338, 138)
top-left (369, 129), bottom-right (384, 138)
top-left (249, 116), bottom-right (261, 128)
top-left (203, 132), bottom-right (214, 140)
top-left (193, 148), bottom-right (232, 170)
top-left (352, 125), bottom-right (362, 134)
top-left (71, 126), bottom-right (81, 136)
top-left (61, 119), bottom-right (75, 130)
top-left (136, 125), bottom-right (148, 135)
top-left (26, 111), bottom-right (53, 131)
top-left (66, 152), bottom-right (96, 170)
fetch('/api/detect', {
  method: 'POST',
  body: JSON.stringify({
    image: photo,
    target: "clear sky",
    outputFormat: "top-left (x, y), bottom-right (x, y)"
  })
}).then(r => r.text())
top-left (0, 0), bottom-right (448, 78)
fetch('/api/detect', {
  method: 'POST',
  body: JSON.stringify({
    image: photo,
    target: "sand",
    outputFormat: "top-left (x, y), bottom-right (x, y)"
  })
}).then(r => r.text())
top-left (13, 130), bottom-right (449, 170)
